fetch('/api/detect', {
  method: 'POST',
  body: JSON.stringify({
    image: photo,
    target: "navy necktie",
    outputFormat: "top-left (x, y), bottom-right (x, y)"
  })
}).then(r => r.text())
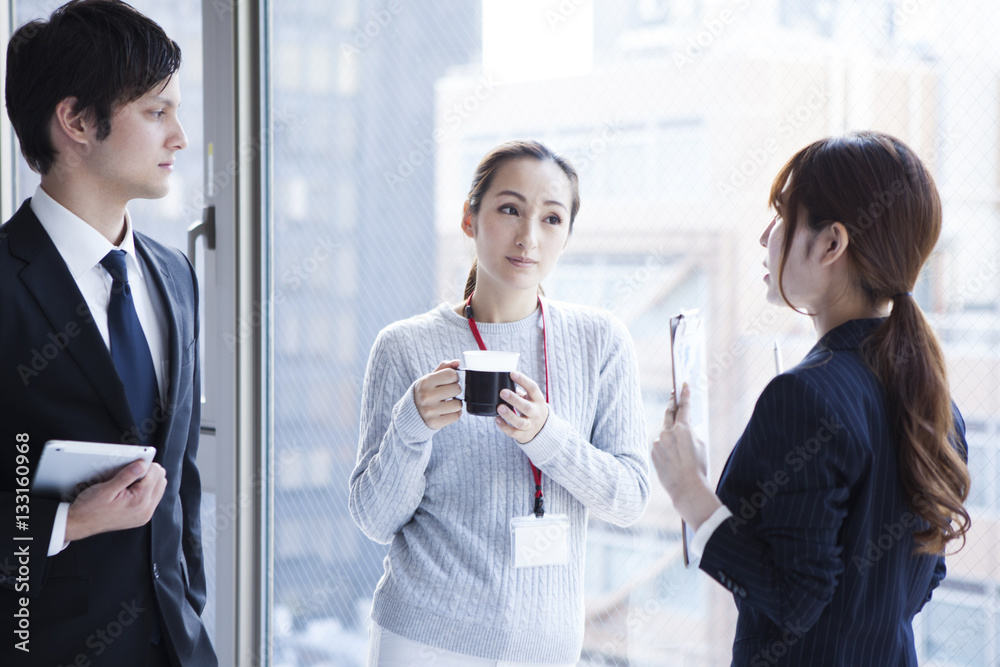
top-left (100, 249), bottom-right (160, 443)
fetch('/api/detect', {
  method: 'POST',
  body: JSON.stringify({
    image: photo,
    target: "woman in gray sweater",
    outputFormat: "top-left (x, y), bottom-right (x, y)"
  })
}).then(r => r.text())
top-left (350, 140), bottom-right (650, 666)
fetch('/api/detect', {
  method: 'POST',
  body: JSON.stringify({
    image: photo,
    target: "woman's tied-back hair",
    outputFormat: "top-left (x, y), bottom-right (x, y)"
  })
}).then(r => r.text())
top-left (463, 140), bottom-right (580, 299)
top-left (769, 130), bottom-right (970, 554)
top-left (5, 0), bottom-right (182, 175)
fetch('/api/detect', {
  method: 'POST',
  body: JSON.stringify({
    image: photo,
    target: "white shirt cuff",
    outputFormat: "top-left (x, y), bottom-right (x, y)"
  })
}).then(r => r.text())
top-left (47, 502), bottom-right (71, 556)
top-left (687, 504), bottom-right (733, 567)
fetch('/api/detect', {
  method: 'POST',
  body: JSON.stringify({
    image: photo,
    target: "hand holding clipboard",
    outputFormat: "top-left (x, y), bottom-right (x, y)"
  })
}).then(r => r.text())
top-left (659, 314), bottom-right (784, 567)
top-left (667, 311), bottom-right (709, 566)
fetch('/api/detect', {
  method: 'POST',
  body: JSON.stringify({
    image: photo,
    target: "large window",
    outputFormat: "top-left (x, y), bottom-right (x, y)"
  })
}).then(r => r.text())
top-left (266, 1), bottom-right (1000, 666)
top-left (4, 0), bottom-right (999, 665)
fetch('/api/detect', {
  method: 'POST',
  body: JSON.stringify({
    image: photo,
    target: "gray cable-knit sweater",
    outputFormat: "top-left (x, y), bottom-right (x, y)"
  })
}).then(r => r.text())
top-left (349, 298), bottom-right (650, 663)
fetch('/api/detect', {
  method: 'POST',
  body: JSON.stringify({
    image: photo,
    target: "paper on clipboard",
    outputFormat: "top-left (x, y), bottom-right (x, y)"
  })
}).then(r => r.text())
top-left (670, 309), bottom-right (709, 567)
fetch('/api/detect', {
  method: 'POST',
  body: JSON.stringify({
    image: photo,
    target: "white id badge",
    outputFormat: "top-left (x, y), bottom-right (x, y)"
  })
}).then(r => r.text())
top-left (510, 514), bottom-right (570, 568)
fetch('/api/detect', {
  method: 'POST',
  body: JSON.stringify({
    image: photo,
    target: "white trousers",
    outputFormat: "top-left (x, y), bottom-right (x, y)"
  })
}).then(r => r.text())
top-left (366, 622), bottom-right (576, 667)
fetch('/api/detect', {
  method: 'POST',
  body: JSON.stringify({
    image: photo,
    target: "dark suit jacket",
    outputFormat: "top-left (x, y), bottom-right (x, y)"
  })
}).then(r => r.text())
top-left (0, 201), bottom-right (216, 666)
top-left (700, 318), bottom-right (965, 666)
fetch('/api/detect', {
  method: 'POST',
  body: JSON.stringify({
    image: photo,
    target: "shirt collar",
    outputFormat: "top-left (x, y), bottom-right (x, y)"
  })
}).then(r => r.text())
top-left (30, 184), bottom-right (143, 280)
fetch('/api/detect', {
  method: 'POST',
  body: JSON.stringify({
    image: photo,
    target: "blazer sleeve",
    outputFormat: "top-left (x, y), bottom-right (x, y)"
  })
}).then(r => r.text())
top-left (348, 329), bottom-right (437, 544)
top-left (179, 257), bottom-right (208, 615)
top-left (699, 373), bottom-right (866, 633)
top-left (518, 315), bottom-right (649, 526)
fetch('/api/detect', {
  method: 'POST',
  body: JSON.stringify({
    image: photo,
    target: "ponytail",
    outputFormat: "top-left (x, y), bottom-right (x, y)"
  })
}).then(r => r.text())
top-left (771, 131), bottom-right (970, 555)
top-left (463, 259), bottom-right (478, 300)
top-left (861, 294), bottom-right (971, 554)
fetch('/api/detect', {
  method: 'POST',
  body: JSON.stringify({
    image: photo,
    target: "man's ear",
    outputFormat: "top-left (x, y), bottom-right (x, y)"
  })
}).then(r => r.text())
top-left (51, 97), bottom-right (92, 147)
top-left (817, 221), bottom-right (850, 267)
top-left (461, 201), bottom-right (475, 239)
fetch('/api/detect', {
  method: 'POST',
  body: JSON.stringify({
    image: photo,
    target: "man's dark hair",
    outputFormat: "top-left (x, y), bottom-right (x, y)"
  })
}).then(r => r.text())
top-left (5, 0), bottom-right (181, 175)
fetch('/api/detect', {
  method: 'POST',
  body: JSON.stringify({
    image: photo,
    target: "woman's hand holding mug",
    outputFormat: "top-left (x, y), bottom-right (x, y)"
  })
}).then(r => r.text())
top-left (496, 371), bottom-right (549, 444)
top-left (413, 357), bottom-right (548, 441)
top-left (414, 360), bottom-right (463, 429)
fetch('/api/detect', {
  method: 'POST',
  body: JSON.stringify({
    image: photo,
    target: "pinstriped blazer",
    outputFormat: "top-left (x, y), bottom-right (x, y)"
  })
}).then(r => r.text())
top-left (700, 318), bottom-right (966, 666)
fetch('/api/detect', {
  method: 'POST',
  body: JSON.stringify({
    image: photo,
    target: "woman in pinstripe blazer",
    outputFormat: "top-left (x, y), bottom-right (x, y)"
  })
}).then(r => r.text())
top-left (652, 131), bottom-right (971, 666)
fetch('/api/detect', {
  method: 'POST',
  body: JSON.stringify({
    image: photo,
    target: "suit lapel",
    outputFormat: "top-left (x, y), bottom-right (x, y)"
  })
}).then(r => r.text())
top-left (134, 233), bottom-right (184, 450)
top-left (8, 203), bottom-right (136, 438)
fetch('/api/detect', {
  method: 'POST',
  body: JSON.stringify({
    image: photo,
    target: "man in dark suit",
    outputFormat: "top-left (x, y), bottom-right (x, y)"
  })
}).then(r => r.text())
top-left (0, 1), bottom-right (216, 665)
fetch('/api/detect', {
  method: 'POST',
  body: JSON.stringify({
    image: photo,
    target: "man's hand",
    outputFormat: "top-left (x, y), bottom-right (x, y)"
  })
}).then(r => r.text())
top-left (65, 460), bottom-right (167, 542)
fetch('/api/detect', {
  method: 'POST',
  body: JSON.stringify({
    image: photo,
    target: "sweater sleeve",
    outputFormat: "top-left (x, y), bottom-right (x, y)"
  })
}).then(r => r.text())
top-left (519, 315), bottom-right (650, 526)
top-left (349, 329), bottom-right (438, 544)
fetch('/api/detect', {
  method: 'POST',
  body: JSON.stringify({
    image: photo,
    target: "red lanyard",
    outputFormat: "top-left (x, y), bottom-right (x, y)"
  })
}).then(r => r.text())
top-left (465, 293), bottom-right (550, 517)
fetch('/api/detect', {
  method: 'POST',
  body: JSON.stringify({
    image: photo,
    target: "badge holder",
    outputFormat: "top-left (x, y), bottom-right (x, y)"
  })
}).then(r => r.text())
top-left (510, 513), bottom-right (570, 568)
top-left (467, 294), bottom-right (568, 568)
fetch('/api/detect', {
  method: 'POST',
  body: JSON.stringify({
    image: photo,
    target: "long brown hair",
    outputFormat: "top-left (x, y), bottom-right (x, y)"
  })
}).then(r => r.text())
top-left (769, 131), bottom-right (970, 555)
top-left (462, 140), bottom-right (581, 299)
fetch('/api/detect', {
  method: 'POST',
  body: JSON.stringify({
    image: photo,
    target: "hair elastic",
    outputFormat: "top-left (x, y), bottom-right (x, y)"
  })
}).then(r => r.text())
top-left (892, 291), bottom-right (913, 299)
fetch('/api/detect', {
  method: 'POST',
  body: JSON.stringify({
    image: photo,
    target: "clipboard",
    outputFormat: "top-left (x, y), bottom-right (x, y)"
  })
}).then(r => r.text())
top-left (669, 310), bottom-right (708, 567)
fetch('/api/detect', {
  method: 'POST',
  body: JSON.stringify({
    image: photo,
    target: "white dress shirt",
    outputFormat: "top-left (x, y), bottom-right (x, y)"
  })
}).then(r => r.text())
top-left (688, 505), bottom-right (734, 567)
top-left (30, 185), bottom-right (169, 556)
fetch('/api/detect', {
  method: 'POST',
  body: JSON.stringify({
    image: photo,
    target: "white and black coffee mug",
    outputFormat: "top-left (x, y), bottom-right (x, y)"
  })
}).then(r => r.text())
top-left (459, 350), bottom-right (520, 416)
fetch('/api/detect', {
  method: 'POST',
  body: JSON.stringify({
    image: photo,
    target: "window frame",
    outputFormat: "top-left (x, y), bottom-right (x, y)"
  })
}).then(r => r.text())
top-left (201, 0), bottom-right (270, 663)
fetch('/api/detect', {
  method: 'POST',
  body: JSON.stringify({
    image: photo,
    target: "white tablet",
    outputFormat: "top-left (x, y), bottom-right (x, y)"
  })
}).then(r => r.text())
top-left (32, 440), bottom-right (156, 501)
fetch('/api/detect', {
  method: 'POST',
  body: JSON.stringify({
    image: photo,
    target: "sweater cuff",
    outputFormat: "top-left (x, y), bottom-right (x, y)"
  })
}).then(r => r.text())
top-left (391, 380), bottom-right (438, 444)
top-left (518, 407), bottom-right (571, 465)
